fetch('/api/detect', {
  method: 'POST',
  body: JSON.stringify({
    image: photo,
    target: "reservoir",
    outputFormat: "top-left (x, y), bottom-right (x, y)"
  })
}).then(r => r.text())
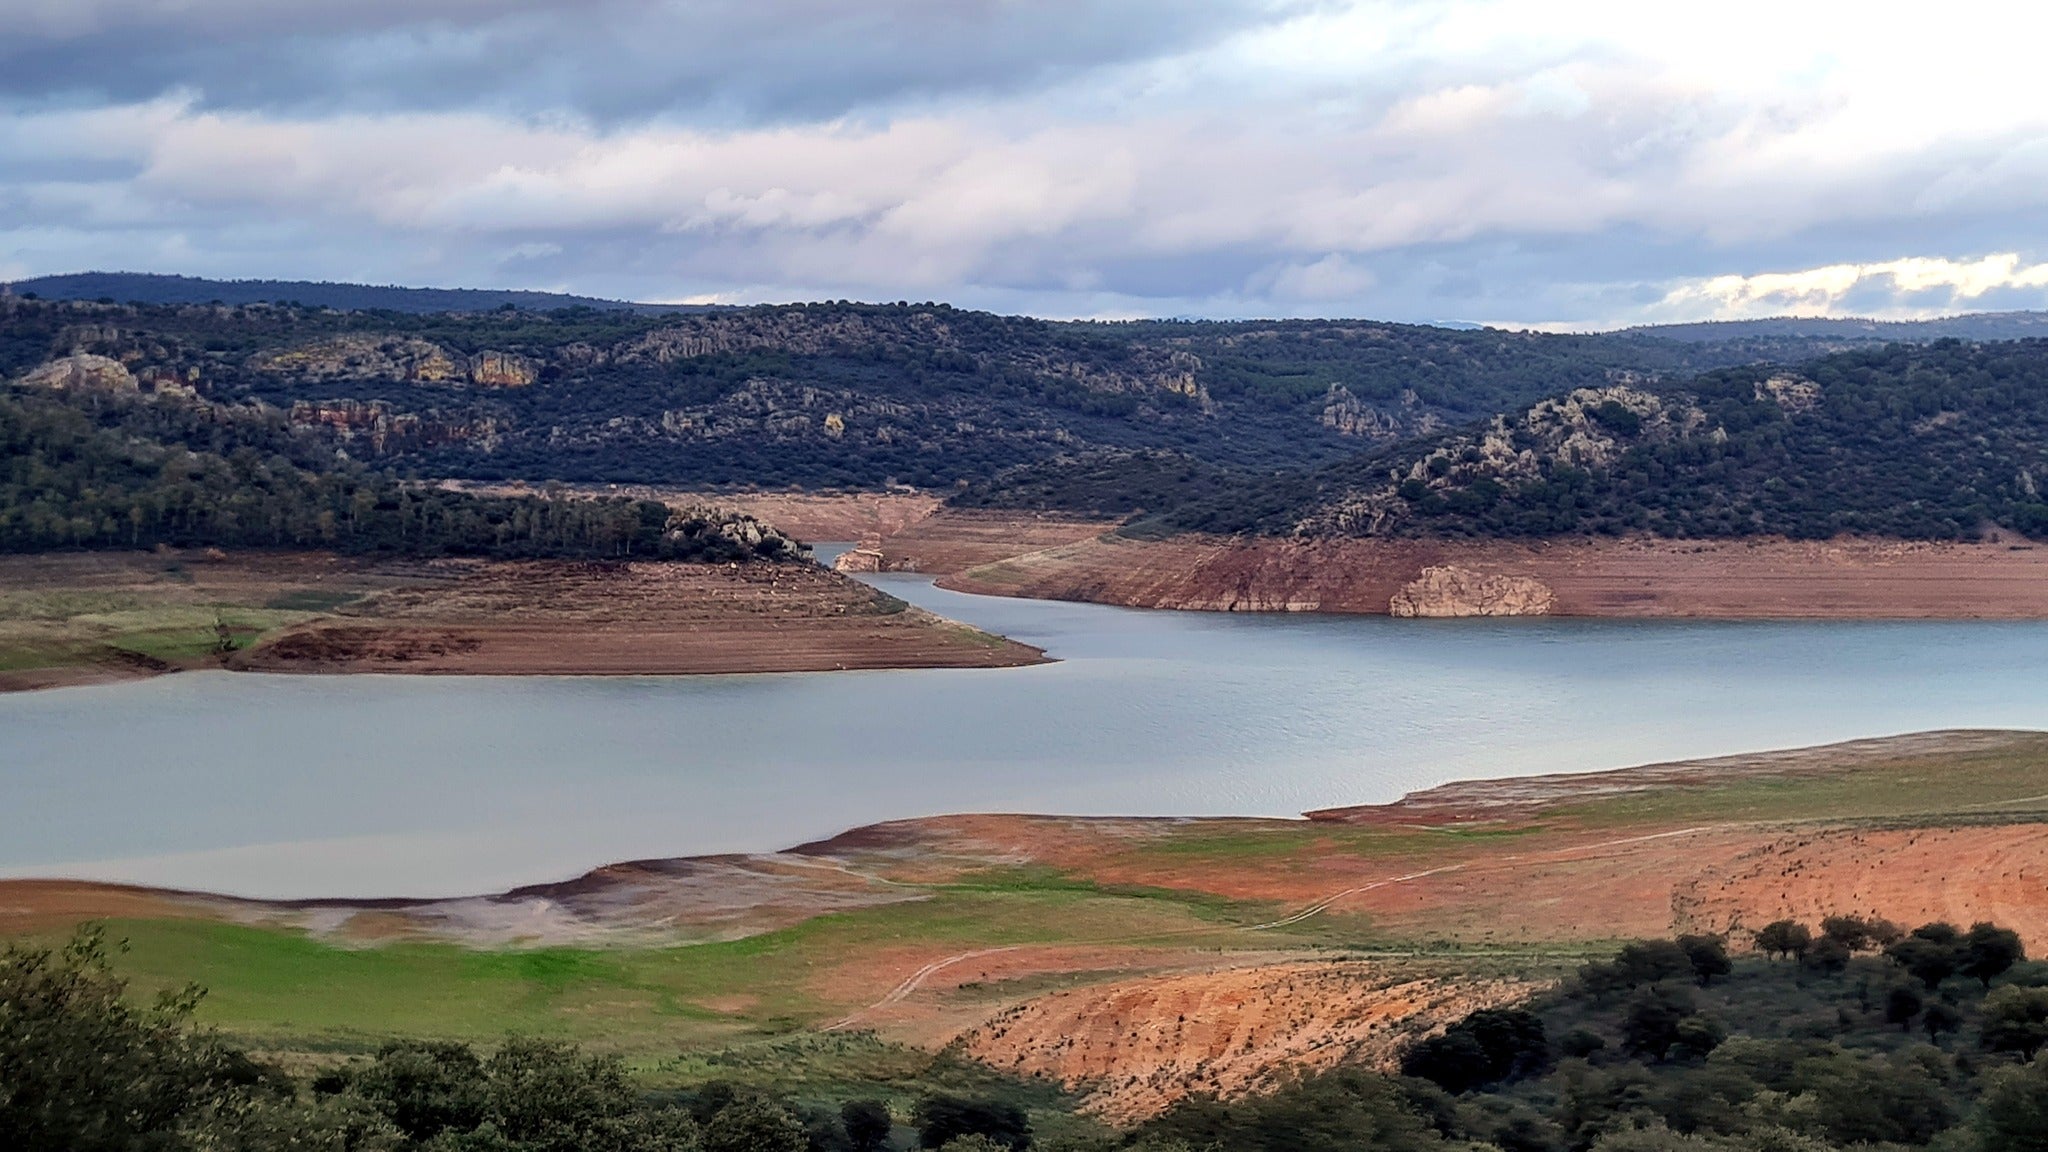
top-left (5, 568), bottom-right (2048, 898)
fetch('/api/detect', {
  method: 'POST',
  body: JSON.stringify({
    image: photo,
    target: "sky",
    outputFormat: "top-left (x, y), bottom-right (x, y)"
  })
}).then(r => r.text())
top-left (6, 0), bottom-right (2048, 328)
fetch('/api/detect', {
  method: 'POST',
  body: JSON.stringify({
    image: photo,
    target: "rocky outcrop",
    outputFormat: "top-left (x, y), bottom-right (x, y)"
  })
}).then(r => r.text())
top-left (467, 351), bottom-right (540, 387)
top-left (1320, 385), bottom-right (1445, 440)
top-left (832, 546), bottom-right (884, 573)
top-left (20, 353), bottom-right (138, 392)
top-left (1755, 373), bottom-right (1821, 413)
top-left (1301, 383), bottom-right (1708, 537)
top-left (1388, 566), bottom-right (1554, 618)
top-left (254, 337), bottom-right (539, 387)
top-left (287, 400), bottom-right (507, 453)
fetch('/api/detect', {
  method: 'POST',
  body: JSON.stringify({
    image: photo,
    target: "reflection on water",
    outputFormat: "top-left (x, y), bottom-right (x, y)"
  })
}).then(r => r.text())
top-left (4, 563), bottom-right (2047, 898)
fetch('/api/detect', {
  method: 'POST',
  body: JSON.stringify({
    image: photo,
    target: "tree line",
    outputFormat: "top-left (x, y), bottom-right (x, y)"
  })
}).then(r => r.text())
top-left (0, 385), bottom-right (804, 562)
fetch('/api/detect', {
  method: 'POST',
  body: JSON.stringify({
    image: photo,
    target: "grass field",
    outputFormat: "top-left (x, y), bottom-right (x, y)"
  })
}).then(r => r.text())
top-left (81, 880), bottom-right (1316, 1058)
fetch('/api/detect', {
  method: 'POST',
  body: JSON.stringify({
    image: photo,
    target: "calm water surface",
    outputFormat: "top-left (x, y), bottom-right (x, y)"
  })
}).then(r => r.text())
top-left (5, 561), bottom-right (2047, 898)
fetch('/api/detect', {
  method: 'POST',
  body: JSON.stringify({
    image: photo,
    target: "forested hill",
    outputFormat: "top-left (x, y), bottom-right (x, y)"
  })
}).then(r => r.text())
top-left (1137, 340), bottom-right (2048, 541)
top-left (0, 380), bottom-right (805, 561)
top-left (1628, 311), bottom-right (2048, 343)
top-left (0, 294), bottom-right (1876, 490)
top-left (2, 272), bottom-right (704, 315)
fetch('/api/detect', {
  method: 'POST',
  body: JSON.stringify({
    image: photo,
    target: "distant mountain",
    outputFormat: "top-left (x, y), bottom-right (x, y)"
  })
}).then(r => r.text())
top-left (0, 272), bottom-right (714, 315)
top-left (1625, 311), bottom-right (2048, 343)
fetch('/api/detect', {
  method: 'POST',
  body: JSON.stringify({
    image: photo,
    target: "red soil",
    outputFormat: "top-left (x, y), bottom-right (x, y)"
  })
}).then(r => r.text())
top-left (958, 962), bottom-right (1538, 1121)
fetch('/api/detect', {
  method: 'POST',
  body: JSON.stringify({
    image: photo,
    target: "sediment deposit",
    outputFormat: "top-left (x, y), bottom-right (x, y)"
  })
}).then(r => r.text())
top-left (943, 533), bottom-right (2048, 618)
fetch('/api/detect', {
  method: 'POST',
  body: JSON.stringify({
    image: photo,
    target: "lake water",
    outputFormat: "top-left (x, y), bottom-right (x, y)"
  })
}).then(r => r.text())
top-left (5, 560), bottom-right (2048, 899)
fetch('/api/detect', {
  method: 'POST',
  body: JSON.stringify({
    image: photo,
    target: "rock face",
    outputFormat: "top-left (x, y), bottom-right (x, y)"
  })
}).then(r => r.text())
top-left (1391, 566), bottom-right (1555, 617)
top-left (831, 547), bottom-right (884, 573)
top-left (467, 351), bottom-right (539, 387)
top-left (286, 400), bottom-right (506, 453)
top-left (20, 353), bottom-right (138, 392)
top-left (253, 336), bottom-right (538, 387)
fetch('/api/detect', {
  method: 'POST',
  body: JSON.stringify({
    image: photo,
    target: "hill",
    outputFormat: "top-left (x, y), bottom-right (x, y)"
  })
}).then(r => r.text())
top-left (1117, 340), bottom-right (2048, 542)
top-left (0, 295), bottom-right (1857, 491)
top-left (0, 271), bottom-right (706, 315)
top-left (1627, 310), bottom-right (2048, 343)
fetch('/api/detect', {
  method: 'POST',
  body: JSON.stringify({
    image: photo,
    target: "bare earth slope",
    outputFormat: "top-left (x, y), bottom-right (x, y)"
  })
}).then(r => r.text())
top-left (941, 532), bottom-right (2048, 617)
top-left (0, 550), bottom-right (1043, 692)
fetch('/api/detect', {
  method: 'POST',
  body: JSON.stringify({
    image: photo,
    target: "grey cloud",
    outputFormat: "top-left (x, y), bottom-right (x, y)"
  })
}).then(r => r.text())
top-left (0, 0), bottom-right (1299, 124)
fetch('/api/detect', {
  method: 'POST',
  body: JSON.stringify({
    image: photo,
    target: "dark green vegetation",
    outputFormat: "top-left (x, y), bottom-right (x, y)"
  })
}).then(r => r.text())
top-left (1119, 916), bottom-right (2048, 1152)
top-left (1140, 340), bottom-right (2048, 540)
top-left (0, 929), bottom-right (1076, 1152)
top-left (20, 917), bottom-right (2048, 1152)
top-left (14, 290), bottom-right (2048, 542)
top-left (1, 295), bottom-right (1861, 493)
top-left (4, 272), bottom-right (702, 315)
top-left (1628, 312), bottom-right (2048, 343)
top-left (0, 381), bottom-right (803, 560)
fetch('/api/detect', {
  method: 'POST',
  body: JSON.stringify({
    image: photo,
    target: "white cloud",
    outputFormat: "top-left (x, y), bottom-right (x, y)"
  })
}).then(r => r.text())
top-left (1657, 254), bottom-right (2048, 321)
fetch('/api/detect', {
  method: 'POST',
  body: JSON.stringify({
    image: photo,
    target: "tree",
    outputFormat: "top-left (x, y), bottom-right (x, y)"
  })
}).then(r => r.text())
top-left (703, 1098), bottom-right (806, 1152)
top-left (914, 1096), bottom-right (1030, 1152)
top-left (842, 1099), bottom-right (893, 1152)
top-left (1886, 934), bottom-right (1962, 990)
top-left (1802, 937), bottom-right (1852, 975)
top-left (348, 1040), bottom-right (487, 1141)
top-left (1982, 985), bottom-right (2048, 1060)
top-left (1754, 921), bottom-right (1812, 961)
top-left (1401, 1007), bottom-right (1549, 1092)
top-left (1820, 915), bottom-right (1875, 951)
top-left (0, 928), bottom-right (297, 1152)
top-left (1615, 941), bottom-right (1695, 986)
top-left (1676, 936), bottom-right (1732, 986)
top-left (1671, 1014), bottom-right (1726, 1060)
top-left (1964, 922), bottom-right (2027, 988)
top-left (1977, 1059), bottom-right (2048, 1152)
top-left (1885, 985), bottom-right (1924, 1032)
top-left (1923, 1000), bottom-right (1964, 1045)
top-left (1621, 985), bottom-right (1697, 1062)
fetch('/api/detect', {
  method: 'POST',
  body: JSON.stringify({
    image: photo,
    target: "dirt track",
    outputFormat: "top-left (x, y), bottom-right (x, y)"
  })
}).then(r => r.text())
top-left (942, 532), bottom-right (2048, 618)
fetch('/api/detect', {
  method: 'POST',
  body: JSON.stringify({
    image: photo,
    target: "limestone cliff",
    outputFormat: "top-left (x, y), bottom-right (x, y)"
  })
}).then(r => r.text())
top-left (20, 353), bottom-right (138, 392)
top-left (1387, 566), bottom-right (1555, 618)
top-left (253, 336), bottom-right (538, 387)
top-left (287, 400), bottom-right (507, 453)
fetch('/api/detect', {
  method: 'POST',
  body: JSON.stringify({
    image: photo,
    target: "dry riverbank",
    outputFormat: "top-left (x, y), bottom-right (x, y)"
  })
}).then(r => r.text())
top-left (0, 550), bottom-right (1043, 693)
top-left (940, 531), bottom-right (2048, 618)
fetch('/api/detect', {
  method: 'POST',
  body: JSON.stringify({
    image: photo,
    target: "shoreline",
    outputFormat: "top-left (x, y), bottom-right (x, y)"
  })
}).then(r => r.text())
top-left (8, 727), bottom-right (2043, 937)
top-left (938, 529), bottom-right (2048, 618)
top-left (0, 550), bottom-right (1047, 695)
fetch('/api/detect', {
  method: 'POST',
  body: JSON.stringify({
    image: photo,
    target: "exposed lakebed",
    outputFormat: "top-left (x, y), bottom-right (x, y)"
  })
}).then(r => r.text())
top-left (6, 559), bottom-right (2048, 898)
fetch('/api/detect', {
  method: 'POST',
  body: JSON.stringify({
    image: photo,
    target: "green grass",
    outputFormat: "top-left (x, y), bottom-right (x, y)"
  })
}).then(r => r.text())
top-left (0, 603), bottom-right (317, 671)
top-left (87, 883), bottom-right (1274, 1056)
top-left (264, 589), bottom-right (366, 612)
top-left (1547, 744), bottom-right (2048, 829)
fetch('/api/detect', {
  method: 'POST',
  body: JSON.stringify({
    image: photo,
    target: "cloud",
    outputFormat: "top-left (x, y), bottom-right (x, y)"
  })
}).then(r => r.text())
top-left (0, 0), bottom-right (1296, 125)
top-left (7, 1), bottom-right (2048, 326)
top-left (1654, 255), bottom-right (2048, 321)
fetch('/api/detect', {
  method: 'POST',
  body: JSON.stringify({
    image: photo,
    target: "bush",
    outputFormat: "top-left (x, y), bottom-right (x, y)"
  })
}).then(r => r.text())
top-left (913, 1095), bottom-right (1030, 1152)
